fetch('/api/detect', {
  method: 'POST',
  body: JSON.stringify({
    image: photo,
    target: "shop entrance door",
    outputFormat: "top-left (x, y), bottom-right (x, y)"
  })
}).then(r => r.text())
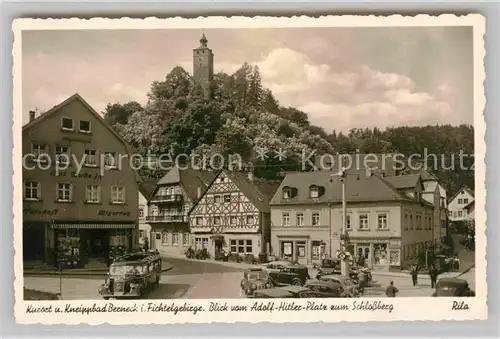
top-left (356, 244), bottom-right (370, 266)
top-left (85, 229), bottom-right (109, 264)
top-left (23, 223), bottom-right (45, 262)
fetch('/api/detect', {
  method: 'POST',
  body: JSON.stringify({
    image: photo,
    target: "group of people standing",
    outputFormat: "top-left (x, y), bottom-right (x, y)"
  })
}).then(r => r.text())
top-left (410, 263), bottom-right (440, 288)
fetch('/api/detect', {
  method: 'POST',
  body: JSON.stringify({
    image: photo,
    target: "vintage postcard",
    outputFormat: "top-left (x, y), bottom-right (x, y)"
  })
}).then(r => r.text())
top-left (13, 14), bottom-right (486, 324)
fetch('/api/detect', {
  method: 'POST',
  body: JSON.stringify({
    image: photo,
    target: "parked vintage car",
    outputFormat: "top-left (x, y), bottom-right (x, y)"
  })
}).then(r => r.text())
top-left (319, 274), bottom-right (360, 297)
top-left (431, 278), bottom-right (476, 297)
top-left (315, 258), bottom-right (341, 279)
top-left (263, 260), bottom-right (310, 286)
top-left (240, 268), bottom-right (273, 297)
top-left (305, 280), bottom-right (345, 298)
top-left (98, 251), bottom-right (162, 299)
top-left (253, 286), bottom-right (315, 299)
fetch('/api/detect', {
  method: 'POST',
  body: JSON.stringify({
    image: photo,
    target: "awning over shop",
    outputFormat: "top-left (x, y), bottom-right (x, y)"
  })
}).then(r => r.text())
top-left (51, 223), bottom-right (136, 229)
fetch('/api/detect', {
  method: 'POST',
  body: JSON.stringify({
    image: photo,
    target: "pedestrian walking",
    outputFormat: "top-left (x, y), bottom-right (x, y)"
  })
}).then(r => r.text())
top-left (358, 255), bottom-right (366, 268)
top-left (385, 281), bottom-right (399, 297)
top-left (410, 264), bottom-right (419, 286)
top-left (143, 237), bottom-right (149, 251)
top-left (429, 264), bottom-right (438, 288)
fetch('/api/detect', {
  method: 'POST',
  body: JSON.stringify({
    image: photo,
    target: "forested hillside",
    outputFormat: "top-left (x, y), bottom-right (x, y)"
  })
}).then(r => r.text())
top-left (103, 63), bottom-right (474, 197)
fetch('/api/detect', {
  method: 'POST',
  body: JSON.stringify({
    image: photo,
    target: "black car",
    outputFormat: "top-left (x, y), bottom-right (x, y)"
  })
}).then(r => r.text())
top-left (315, 258), bottom-right (341, 279)
top-left (263, 260), bottom-right (310, 286)
top-left (431, 278), bottom-right (475, 297)
top-left (240, 268), bottom-right (272, 297)
top-left (305, 280), bottom-right (345, 298)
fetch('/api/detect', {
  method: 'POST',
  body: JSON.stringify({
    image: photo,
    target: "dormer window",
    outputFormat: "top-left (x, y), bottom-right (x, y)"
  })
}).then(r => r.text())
top-left (310, 186), bottom-right (319, 198)
top-left (282, 187), bottom-right (292, 199)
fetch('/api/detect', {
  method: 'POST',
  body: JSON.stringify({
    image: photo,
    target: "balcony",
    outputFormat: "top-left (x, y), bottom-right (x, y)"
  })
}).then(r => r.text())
top-left (146, 215), bottom-right (186, 223)
top-left (149, 194), bottom-right (183, 204)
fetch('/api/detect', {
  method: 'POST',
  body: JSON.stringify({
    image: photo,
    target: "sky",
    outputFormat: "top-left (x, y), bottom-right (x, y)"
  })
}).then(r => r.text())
top-left (22, 27), bottom-right (473, 133)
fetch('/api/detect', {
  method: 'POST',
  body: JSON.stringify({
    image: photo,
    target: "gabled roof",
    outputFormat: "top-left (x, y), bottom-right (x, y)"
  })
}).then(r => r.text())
top-left (384, 174), bottom-right (422, 190)
top-left (138, 177), bottom-right (158, 200)
top-left (22, 93), bottom-right (133, 153)
top-left (269, 171), bottom-right (418, 206)
top-left (153, 165), bottom-right (216, 202)
top-left (448, 186), bottom-right (475, 204)
top-left (193, 170), bottom-right (280, 213)
top-left (224, 171), bottom-right (280, 212)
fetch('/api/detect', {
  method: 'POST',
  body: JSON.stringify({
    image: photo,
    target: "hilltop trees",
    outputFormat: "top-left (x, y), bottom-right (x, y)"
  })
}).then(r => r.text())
top-left (103, 63), bottom-right (474, 193)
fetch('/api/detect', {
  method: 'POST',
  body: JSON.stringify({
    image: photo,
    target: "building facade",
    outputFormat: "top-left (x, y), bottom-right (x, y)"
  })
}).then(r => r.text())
top-left (448, 187), bottom-right (475, 222)
top-left (22, 94), bottom-right (139, 268)
top-left (269, 170), bottom-right (435, 270)
top-left (138, 178), bottom-right (157, 248)
top-left (147, 165), bottom-right (215, 256)
top-left (189, 170), bottom-right (279, 259)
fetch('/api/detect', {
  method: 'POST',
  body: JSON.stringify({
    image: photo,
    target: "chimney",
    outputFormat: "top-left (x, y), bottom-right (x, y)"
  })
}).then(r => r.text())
top-left (29, 110), bottom-right (36, 122)
top-left (197, 186), bottom-right (202, 199)
top-left (247, 170), bottom-right (254, 182)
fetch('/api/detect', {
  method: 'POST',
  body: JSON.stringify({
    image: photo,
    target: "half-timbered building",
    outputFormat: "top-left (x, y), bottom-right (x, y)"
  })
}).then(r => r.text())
top-left (147, 165), bottom-right (215, 256)
top-left (189, 170), bottom-right (280, 259)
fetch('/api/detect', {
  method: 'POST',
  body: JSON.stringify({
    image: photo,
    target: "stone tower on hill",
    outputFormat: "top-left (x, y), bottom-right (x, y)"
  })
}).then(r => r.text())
top-left (193, 32), bottom-right (214, 98)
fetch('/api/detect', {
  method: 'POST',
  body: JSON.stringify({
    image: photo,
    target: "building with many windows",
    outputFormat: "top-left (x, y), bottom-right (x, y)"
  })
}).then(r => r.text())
top-left (22, 94), bottom-right (140, 268)
top-left (269, 169), bottom-right (436, 270)
top-left (189, 170), bottom-right (280, 259)
top-left (147, 165), bottom-right (216, 256)
top-left (138, 177), bottom-right (158, 248)
top-left (448, 186), bottom-right (475, 222)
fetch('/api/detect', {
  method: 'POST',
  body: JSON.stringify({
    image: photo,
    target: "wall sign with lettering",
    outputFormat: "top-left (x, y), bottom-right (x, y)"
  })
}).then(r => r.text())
top-left (23, 208), bottom-right (59, 216)
top-left (98, 210), bottom-right (131, 217)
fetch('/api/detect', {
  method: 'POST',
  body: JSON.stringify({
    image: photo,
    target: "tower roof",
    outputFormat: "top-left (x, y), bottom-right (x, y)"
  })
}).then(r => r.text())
top-left (199, 32), bottom-right (208, 47)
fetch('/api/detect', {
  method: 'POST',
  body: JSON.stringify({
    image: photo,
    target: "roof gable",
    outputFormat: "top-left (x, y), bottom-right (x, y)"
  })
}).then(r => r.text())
top-left (449, 186), bottom-right (475, 204)
top-left (270, 171), bottom-right (411, 205)
top-left (384, 174), bottom-right (422, 190)
top-left (22, 93), bottom-right (132, 153)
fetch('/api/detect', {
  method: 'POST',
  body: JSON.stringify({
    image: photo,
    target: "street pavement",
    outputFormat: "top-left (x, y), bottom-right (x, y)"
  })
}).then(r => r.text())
top-left (24, 256), bottom-right (475, 300)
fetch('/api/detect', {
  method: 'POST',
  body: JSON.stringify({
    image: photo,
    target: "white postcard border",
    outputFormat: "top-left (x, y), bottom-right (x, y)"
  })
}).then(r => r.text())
top-left (12, 14), bottom-right (487, 324)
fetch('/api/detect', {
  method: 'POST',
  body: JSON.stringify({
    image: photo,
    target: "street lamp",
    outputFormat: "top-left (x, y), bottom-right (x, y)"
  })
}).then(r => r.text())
top-left (329, 169), bottom-right (350, 277)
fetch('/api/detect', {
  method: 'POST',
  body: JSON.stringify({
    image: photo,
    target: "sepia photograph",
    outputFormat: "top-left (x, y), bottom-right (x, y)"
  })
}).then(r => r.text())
top-left (13, 15), bottom-right (486, 324)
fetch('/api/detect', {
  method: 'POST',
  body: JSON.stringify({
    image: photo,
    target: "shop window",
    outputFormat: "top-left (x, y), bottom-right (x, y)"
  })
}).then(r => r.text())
top-left (111, 185), bottom-right (126, 204)
top-left (282, 212), bottom-right (290, 226)
top-left (312, 241), bottom-right (321, 259)
top-left (182, 232), bottom-right (190, 246)
top-left (57, 183), bottom-right (72, 202)
top-left (359, 214), bottom-right (369, 230)
top-left (79, 120), bottom-right (91, 133)
top-left (312, 212), bottom-right (320, 226)
top-left (230, 239), bottom-right (252, 253)
top-left (61, 117), bottom-right (74, 131)
top-left (296, 212), bottom-right (304, 226)
top-left (297, 242), bottom-right (306, 258)
top-left (85, 184), bottom-right (100, 203)
top-left (373, 243), bottom-right (388, 265)
top-left (195, 237), bottom-right (208, 250)
top-left (24, 181), bottom-right (41, 200)
top-left (377, 213), bottom-right (388, 230)
top-left (84, 149), bottom-right (97, 166)
top-left (390, 249), bottom-right (400, 266)
top-left (161, 232), bottom-right (169, 245)
top-left (172, 233), bottom-right (179, 246)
